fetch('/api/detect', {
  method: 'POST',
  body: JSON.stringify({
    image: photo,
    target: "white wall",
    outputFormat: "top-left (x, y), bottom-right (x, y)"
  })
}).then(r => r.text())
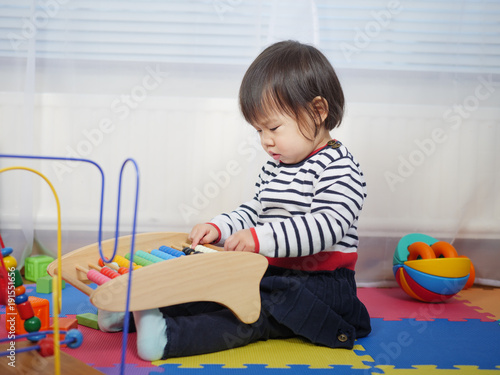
top-left (1, 62), bottom-right (499, 285)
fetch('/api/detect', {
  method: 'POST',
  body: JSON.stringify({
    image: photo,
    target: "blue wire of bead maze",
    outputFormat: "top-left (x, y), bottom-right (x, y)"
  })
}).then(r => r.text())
top-left (0, 153), bottom-right (140, 375)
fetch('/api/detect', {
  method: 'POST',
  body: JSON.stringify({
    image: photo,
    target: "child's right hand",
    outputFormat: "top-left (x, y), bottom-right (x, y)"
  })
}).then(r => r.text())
top-left (188, 223), bottom-right (219, 248)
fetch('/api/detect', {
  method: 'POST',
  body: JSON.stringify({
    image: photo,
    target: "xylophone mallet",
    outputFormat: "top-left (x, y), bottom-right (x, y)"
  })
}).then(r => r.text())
top-left (181, 243), bottom-right (219, 254)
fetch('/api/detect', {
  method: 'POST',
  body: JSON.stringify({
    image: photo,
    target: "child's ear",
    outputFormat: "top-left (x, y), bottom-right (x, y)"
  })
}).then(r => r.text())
top-left (311, 96), bottom-right (329, 125)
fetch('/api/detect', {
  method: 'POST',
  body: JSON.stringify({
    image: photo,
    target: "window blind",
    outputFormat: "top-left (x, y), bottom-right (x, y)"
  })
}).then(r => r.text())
top-left (0, 0), bottom-right (499, 73)
top-left (316, 1), bottom-right (500, 73)
top-left (0, 0), bottom-right (269, 64)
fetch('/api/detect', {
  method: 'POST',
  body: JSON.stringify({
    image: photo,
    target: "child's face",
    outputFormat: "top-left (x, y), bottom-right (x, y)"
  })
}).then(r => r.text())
top-left (253, 110), bottom-right (328, 164)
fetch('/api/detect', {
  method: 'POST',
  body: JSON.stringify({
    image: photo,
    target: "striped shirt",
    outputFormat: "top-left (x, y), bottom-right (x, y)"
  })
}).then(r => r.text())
top-left (210, 141), bottom-right (367, 271)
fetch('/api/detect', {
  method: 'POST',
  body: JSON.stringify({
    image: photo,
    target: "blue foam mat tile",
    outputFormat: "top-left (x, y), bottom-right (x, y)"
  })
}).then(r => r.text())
top-left (94, 363), bottom-right (161, 375)
top-left (357, 318), bottom-right (500, 370)
top-left (25, 283), bottom-right (97, 317)
top-left (0, 283), bottom-right (97, 317)
top-left (149, 364), bottom-right (372, 375)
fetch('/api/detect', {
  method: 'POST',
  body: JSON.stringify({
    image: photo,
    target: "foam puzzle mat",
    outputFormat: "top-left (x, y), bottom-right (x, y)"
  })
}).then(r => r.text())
top-left (1, 284), bottom-right (499, 374)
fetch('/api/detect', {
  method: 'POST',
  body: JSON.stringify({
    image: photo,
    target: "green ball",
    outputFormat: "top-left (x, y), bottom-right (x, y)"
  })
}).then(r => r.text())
top-left (24, 316), bottom-right (41, 332)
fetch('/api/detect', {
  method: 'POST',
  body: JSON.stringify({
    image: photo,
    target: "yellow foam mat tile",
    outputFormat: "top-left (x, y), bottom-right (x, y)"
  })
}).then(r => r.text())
top-left (153, 338), bottom-right (373, 369)
top-left (376, 365), bottom-right (500, 374)
top-left (455, 287), bottom-right (500, 321)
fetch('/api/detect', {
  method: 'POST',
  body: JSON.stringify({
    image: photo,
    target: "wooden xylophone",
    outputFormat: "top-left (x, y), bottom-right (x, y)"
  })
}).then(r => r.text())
top-left (46, 232), bottom-right (268, 324)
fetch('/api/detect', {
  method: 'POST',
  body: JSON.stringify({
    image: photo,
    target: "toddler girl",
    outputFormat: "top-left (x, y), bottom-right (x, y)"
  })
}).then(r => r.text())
top-left (99, 40), bottom-right (371, 361)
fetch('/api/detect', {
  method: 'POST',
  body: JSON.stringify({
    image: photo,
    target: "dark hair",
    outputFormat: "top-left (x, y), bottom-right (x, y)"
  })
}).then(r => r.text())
top-left (239, 40), bottom-right (344, 139)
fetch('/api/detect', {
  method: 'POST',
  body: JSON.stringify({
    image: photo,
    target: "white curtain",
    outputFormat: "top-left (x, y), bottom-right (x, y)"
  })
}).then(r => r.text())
top-left (0, 0), bottom-right (499, 285)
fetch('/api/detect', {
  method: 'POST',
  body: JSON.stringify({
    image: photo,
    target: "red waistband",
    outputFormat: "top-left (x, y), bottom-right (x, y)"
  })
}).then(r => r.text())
top-left (266, 251), bottom-right (357, 272)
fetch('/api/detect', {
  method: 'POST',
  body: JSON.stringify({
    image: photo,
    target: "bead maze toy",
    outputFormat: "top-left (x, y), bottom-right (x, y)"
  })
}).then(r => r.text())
top-left (0, 238), bottom-right (84, 374)
top-left (0, 164), bottom-right (71, 374)
top-left (393, 233), bottom-right (475, 302)
top-left (0, 154), bottom-right (144, 375)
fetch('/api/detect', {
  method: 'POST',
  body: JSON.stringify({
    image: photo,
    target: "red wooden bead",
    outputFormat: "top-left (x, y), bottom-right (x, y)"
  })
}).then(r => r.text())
top-left (17, 301), bottom-right (35, 320)
top-left (38, 337), bottom-right (54, 357)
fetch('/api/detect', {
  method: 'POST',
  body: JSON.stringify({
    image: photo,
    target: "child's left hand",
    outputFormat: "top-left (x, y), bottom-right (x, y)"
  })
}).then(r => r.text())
top-left (224, 229), bottom-right (256, 253)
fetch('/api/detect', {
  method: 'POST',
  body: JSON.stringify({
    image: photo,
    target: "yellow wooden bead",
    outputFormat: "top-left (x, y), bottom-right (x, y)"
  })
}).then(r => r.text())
top-left (3, 255), bottom-right (17, 270)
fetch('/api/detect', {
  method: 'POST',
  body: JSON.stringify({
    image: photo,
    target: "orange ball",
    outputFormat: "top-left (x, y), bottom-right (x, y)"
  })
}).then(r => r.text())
top-left (14, 285), bottom-right (26, 296)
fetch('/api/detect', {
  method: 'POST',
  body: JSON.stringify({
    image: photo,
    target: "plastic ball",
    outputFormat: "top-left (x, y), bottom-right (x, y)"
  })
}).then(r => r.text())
top-left (460, 255), bottom-right (476, 289)
top-left (38, 337), bottom-right (54, 357)
top-left (393, 234), bottom-right (474, 302)
top-left (65, 329), bottom-right (83, 349)
top-left (24, 316), bottom-right (42, 332)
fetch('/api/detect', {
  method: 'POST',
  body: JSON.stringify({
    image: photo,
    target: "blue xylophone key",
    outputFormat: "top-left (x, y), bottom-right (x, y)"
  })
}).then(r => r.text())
top-left (158, 245), bottom-right (185, 257)
top-left (151, 249), bottom-right (176, 260)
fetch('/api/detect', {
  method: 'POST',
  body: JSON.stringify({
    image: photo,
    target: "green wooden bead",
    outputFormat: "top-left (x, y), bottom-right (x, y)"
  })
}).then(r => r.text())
top-left (24, 316), bottom-right (42, 332)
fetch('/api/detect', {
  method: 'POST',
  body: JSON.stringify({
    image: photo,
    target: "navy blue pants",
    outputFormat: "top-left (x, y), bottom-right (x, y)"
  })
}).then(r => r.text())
top-left (159, 266), bottom-right (371, 358)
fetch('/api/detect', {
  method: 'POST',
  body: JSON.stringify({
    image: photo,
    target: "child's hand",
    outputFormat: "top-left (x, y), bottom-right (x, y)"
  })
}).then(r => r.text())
top-left (224, 229), bottom-right (256, 252)
top-left (188, 224), bottom-right (219, 248)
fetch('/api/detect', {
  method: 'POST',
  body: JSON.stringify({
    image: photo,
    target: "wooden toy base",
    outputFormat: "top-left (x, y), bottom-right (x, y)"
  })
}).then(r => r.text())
top-left (47, 232), bottom-right (268, 324)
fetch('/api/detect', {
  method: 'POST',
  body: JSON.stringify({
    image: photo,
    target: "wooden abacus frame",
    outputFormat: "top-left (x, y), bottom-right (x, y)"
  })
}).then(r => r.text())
top-left (47, 232), bottom-right (268, 324)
